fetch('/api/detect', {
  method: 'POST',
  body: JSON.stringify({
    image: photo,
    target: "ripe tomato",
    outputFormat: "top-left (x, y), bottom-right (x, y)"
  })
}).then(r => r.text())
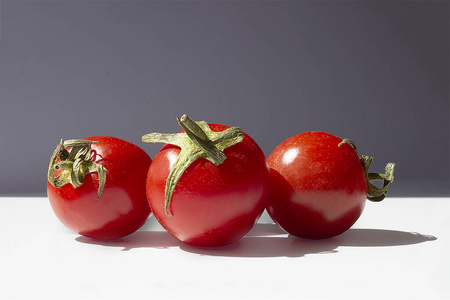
top-left (47, 136), bottom-right (152, 240)
top-left (267, 131), bottom-right (394, 239)
top-left (143, 115), bottom-right (269, 247)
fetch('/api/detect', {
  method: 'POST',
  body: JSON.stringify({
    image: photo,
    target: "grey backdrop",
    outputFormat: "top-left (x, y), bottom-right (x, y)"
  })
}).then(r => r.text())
top-left (0, 1), bottom-right (448, 197)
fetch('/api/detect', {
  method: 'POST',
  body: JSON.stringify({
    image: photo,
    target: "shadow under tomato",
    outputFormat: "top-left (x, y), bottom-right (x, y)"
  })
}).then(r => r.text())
top-left (75, 230), bottom-right (183, 251)
top-left (74, 223), bottom-right (285, 251)
top-left (75, 222), bottom-right (436, 258)
top-left (181, 226), bottom-right (437, 258)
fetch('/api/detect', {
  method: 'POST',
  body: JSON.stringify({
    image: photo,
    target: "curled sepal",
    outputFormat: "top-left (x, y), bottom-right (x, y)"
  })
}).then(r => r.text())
top-left (142, 114), bottom-right (245, 216)
top-left (47, 139), bottom-right (107, 199)
top-left (362, 155), bottom-right (395, 202)
top-left (339, 139), bottom-right (395, 202)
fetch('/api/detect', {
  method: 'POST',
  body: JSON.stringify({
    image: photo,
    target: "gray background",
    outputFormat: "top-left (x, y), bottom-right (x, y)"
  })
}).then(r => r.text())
top-left (0, 1), bottom-right (448, 197)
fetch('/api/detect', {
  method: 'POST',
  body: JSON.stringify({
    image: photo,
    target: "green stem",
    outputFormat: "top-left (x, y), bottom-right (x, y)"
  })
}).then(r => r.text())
top-left (142, 114), bottom-right (244, 216)
top-left (47, 139), bottom-right (107, 199)
top-left (339, 139), bottom-right (395, 202)
top-left (177, 116), bottom-right (227, 165)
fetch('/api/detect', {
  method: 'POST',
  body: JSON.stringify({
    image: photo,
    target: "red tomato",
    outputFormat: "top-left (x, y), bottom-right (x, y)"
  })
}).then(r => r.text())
top-left (47, 136), bottom-right (152, 240)
top-left (144, 121), bottom-right (269, 247)
top-left (267, 131), bottom-right (394, 239)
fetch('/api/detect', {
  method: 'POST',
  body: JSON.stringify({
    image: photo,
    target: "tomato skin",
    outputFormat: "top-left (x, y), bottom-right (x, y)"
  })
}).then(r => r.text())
top-left (146, 124), bottom-right (269, 247)
top-left (47, 136), bottom-right (152, 240)
top-left (267, 131), bottom-right (367, 239)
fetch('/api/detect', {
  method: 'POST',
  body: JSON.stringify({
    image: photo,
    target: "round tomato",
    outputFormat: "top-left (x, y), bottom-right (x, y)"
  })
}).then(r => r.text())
top-left (47, 136), bottom-right (152, 240)
top-left (267, 131), bottom-right (395, 239)
top-left (142, 115), bottom-right (269, 247)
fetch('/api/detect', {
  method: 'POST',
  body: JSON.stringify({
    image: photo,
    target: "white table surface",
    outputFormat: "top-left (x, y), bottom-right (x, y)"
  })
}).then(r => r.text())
top-left (1, 197), bottom-right (449, 300)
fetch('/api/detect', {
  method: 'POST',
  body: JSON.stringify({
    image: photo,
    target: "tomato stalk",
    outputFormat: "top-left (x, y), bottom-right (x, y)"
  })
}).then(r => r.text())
top-left (47, 139), bottom-right (107, 199)
top-left (142, 114), bottom-right (245, 216)
top-left (338, 138), bottom-right (395, 202)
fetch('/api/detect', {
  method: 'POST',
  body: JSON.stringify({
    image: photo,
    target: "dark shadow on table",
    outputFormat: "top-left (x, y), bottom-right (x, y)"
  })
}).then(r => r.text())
top-left (75, 223), bottom-right (436, 258)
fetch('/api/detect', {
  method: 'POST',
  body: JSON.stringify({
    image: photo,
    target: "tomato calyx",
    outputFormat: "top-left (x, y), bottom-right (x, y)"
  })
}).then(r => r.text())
top-left (142, 114), bottom-right (245, 216)
top-left (338, 138), bottom-right (395, 202)
top-left (47, 139), bottom-right (107, 199)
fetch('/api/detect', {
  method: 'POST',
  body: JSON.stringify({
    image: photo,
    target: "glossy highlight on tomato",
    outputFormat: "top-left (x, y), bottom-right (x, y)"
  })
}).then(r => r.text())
top-left (267, 131), bottom-right (368, 239)
top-left (47, 136), bottom-right (152, 240)
top-left (145, 122), bottom-right (270, 247)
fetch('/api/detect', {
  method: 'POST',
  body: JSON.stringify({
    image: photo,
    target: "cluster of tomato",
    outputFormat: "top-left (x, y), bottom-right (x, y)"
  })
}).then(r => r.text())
top-left (47, 114), bottom-right (395, 247)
